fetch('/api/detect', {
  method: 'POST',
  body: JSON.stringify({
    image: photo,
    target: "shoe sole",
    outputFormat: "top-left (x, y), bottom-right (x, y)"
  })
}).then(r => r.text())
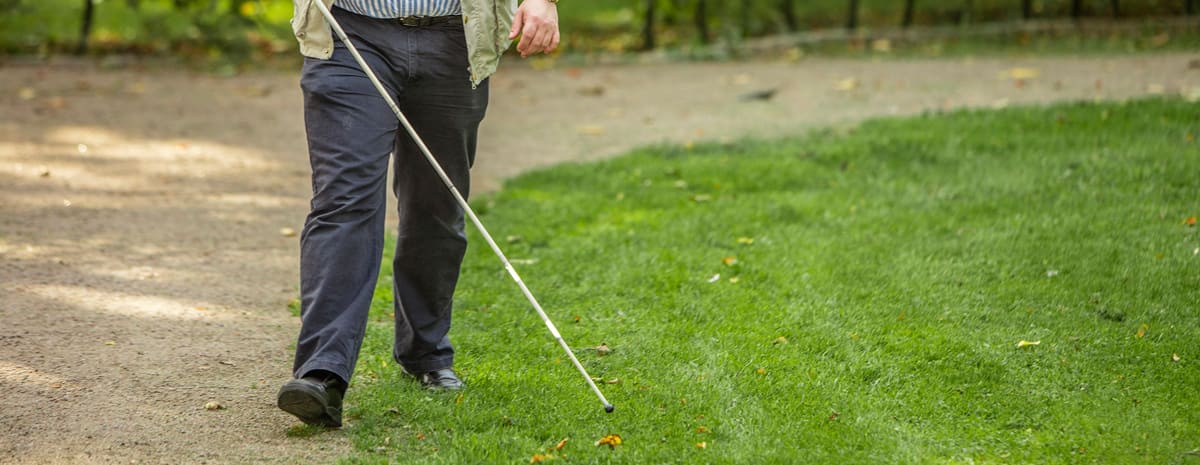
top-left (277, 381), bottom-right (341, 427)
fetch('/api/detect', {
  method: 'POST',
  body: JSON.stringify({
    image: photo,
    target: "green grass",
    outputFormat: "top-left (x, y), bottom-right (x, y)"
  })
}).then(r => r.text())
top-left (319, 98), bottom-right (1200, 464)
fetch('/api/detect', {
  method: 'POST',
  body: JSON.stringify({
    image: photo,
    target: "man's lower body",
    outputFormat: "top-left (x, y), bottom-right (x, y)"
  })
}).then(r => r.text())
top-left (278, 6), bottom-right (488, 427)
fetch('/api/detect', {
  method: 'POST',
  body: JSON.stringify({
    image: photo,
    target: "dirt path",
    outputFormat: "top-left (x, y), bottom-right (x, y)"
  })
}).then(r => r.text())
top-left (1, 52), bottom-right (1197, 464)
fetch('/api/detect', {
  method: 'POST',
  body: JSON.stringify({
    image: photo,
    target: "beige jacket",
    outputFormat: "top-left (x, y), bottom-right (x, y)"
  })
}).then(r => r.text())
top-left (291, 0), bottom-right (516, 87)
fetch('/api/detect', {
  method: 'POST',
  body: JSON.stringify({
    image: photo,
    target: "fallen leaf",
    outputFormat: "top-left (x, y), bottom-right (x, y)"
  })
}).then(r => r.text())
top-left (736, 237), bottom-right (754, 245)
top-left (707, 273), bottom-right (721, 283)
top-left (696, 426), bottom-right (709, 433)
top-left (1002, 67), bottom-right (1040, 80)
top-left (572, 315), bottom-right (581, 323)
top-left (1016, 340), bottom-right (1040, 348)
top-left (728, 277), bottom-right (739, 283)
top-left (455, 393), bottom-right (464, 405)
top-left (835, 78), bottom-right (859, 92)
top-left (555, 438), bottom-right (569, 450)
top-left (104, 340), bottom-right (116, 346)
top-left (722, 256), bottom-right (737, 266)
top-left (696, 442), bottom-right (708, 449)
top-left (417, 433), bottom-right (426, 441)
top-left (280, 227), bottom-right (297, 237)
top-left (594, 343), bottom-right (612, 356)
top-left (1172, 353), bottom-right (1181, 362)
top-left (828, 411), bottom-right (840, 422)
top-left (1136, 324), bottom-right (1148, 338)
top-left (530, 454), bottom-right (551, 463)
top-left (756, 367), bottom-right (767, 375)
top-left (594, 434), bottom-right (622, 449)
top-left (204, 401), bottom-right (223, 411)
top-left (605, 378), bottom-right (621, 384)
top-left (577, 125), bottom-right (605, 136)
top-left (1185, 216), bottom-right (1196, 226)
top-left (773, 336), bottom-right (788, 345)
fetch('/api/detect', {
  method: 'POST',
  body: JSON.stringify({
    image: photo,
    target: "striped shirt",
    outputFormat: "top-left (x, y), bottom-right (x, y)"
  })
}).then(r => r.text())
top-left (337, 0), bottom-right (462, 18)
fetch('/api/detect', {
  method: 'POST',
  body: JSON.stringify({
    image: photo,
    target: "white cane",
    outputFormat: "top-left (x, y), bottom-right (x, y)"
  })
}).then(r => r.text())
top-left (310, 1), bottom-right (614, 413)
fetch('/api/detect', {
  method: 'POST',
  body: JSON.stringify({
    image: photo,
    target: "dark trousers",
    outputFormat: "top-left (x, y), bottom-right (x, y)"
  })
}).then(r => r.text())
top-left (292, 6), bottom-right (489, 385)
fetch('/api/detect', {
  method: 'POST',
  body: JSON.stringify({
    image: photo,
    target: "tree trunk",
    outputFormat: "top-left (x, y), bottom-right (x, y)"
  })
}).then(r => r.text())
top-left (1071, 0), bottom-right (1083, 19)
top-left (778, 0), bottom-right (797, 32)
top-left (1110, 0), bottom-right (1119, 18)
top-left (1189, 0), bottom-right (1197, 15)
top-left (642, 0), bottom-right (657, 50)
top-left (846, 0), bottom-right (859, 31)
top-left (694, 0), bottom-right (710, 43)
top-left (902, 0), bottom-right (916, 28)
top-left (77, 0), bottom-right (94, 55)
top-left (1021, 0), bottom-right (1033, 20)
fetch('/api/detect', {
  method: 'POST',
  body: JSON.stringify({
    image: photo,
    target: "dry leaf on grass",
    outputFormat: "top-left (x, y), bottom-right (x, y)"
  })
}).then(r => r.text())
top-left (555, 438), bottom-right (569, 450)
top-left (1016, 340), bottom-right (1040, 348)
top-left (595, 434), bottom-right (622, 449)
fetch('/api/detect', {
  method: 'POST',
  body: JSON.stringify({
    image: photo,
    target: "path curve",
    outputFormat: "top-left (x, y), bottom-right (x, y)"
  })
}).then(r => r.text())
top-left (1, 52), bottom-right (1197, 464)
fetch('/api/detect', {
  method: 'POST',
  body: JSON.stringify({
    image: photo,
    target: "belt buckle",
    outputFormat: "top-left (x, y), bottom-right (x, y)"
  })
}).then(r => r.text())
top-left (398, 16), bottom-right (424, 27)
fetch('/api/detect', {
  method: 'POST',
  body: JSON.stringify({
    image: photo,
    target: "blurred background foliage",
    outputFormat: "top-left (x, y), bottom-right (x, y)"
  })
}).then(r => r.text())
top-left (0, 0), bottom-right (1197, 66)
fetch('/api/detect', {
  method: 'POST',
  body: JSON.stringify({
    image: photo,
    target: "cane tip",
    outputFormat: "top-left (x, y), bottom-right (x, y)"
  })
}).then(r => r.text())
top-left (604, 404), bottom-right (615, 413)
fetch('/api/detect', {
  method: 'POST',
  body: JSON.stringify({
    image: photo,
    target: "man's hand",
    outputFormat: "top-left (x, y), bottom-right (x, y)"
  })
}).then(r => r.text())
top-left (509, 0), bottom-right (560, 58)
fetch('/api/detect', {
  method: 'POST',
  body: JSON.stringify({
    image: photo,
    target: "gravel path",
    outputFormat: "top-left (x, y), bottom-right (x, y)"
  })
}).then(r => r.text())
top-left (1, 52), bottom-right (1197, 464)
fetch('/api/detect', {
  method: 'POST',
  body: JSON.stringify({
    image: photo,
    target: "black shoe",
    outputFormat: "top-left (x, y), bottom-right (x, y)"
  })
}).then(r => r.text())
top-left (418, 368), bottom-right (464, 391)
top-left (277, 374), bottom-right (344, 427)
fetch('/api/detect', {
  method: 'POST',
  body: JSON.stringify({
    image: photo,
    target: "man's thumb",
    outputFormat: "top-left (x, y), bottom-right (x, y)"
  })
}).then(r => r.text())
top-left (508, 10), bottom-right (524, 39)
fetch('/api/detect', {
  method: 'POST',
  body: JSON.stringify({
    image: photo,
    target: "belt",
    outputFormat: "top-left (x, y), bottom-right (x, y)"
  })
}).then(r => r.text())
top-left (392, 15), bottom-right (462, 27)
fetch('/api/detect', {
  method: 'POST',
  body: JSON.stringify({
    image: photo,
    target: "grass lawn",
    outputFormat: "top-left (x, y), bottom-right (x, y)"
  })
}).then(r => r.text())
top-left (314, 98), bottom-right (1199, 464)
